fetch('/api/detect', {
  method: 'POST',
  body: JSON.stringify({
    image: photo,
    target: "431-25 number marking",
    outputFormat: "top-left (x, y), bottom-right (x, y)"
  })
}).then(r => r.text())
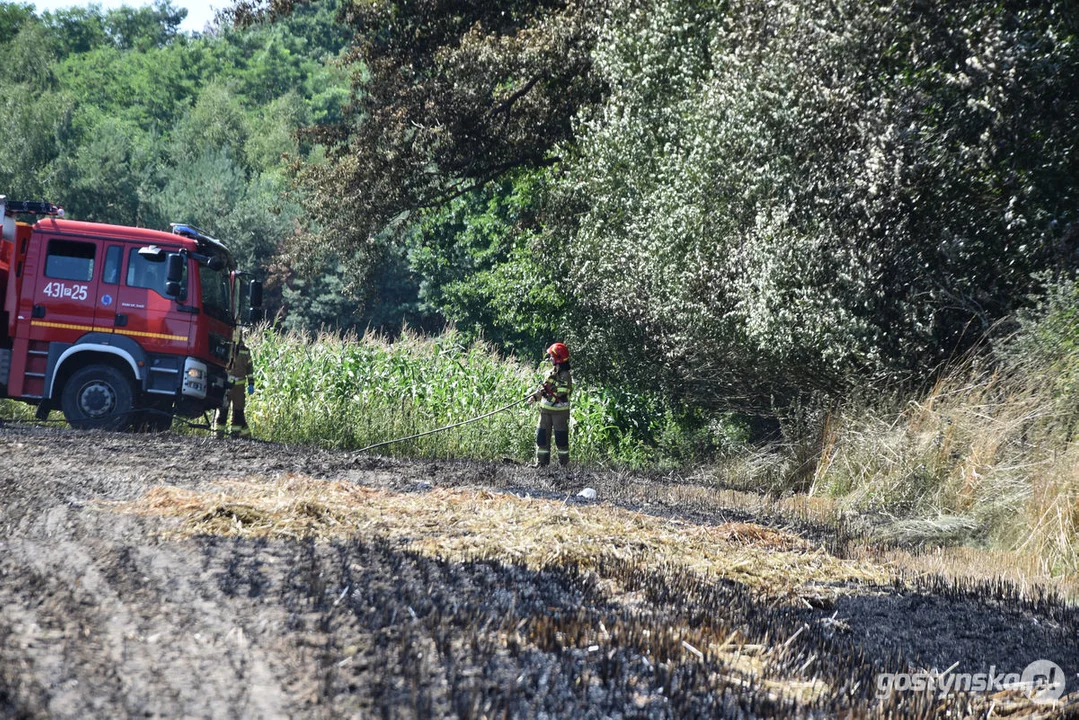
top-left (42, 282), bottom-right (89, 301)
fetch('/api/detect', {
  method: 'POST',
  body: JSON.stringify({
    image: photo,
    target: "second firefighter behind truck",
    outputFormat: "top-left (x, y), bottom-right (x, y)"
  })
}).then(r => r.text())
top-left (529, 342), bottom-right (573, 467)
top-left (215, 332), bottom-right (254, 439)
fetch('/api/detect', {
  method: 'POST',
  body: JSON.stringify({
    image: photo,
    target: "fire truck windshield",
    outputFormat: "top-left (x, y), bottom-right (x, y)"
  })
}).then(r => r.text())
top-left (199, 262), bottom-right (233, 324)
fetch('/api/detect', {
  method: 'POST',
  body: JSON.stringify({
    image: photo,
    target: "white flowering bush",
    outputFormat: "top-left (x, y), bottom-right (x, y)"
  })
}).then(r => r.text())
top-left (559, 0), bottom-right (1078, 409)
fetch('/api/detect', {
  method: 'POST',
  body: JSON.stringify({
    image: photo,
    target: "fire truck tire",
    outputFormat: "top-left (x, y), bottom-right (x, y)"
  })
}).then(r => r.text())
top-left (60, 364), bottom-right (136, 431)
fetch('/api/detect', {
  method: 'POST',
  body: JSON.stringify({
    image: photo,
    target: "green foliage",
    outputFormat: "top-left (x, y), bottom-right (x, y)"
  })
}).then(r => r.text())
top-left (40, 1), bottom-right (184, 55)
top-left (168, 81), bottom-right (249, 164)
top-left (276, 242), bottom-right (435, 336)
top-left (102, 0), bottom-right (186, 50)
top-left (0, 3), bottom-right (33, 40)
top-left (278, 253), bottom-right (366, 333)
top-left (49, 115), bottom-right (150, 225)
top-left (360, 243), bottom-right (438, 334)
top-left (245, 326), bottom-right (731, 466)
top-left (273, 0), bottom-right (1078, 417)
top-left (0, 398), bottom-right (37, 422)
top-left (407, 171), bottom-right (562, 356)
top-left (0, 85), bottom-right (72, 199)
top-left (144, 149), bottom-right (295, 273)
top-left (245, 91), bottom-right (307, 173)
top-left (561, 0), bottom-right (1079, 410)
top-left (248, 327), bottom-right (535, 458)
top-left (292, 0), bottom-right (607, 271)
top-left (996, 273), bottom-right (1079, 397)
top-left (1, 17), bottom-right (58, 84)
top-left (9, 0), bottom-right (1079, 468)
top-left (41, 6), bottom-right (108, 57)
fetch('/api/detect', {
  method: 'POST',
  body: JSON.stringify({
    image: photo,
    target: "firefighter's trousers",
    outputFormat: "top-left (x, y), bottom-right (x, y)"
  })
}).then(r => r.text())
top-left (215, 382), bottom-right (249, 438)
top-left (536, 407), bottom-right (569, 467)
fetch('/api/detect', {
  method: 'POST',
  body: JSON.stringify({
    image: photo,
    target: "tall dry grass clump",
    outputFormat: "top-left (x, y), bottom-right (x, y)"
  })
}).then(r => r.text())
top-left (811, 354), bottom-right (1079, 580)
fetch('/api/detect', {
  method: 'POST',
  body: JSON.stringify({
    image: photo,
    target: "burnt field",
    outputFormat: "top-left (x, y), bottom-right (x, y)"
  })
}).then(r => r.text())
top-left (0, 423), bottom-right (1076, 718)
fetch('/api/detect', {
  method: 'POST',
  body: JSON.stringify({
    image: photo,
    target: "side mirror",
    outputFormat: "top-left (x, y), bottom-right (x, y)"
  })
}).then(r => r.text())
top-left (166, 253), bottom-right (185, 282)
top-left (247, 307), bottom-right (266, 324)
top-left (208, 255), bottom-right (225, 271)
top-left (249, 280), bottom-right (263, 309)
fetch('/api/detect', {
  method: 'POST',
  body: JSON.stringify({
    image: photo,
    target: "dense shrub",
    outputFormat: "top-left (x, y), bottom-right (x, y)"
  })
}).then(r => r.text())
top-left (560, 0), bottom-right (1079, 409)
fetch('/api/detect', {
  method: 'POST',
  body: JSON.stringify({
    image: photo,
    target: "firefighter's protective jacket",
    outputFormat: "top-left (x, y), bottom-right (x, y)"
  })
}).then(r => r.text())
top-left (536, 364), bottom-right (572, 410)
top-left (216, 339), bottom-right (253, 438)
top-left (227, 342), bottom-right (252, 386)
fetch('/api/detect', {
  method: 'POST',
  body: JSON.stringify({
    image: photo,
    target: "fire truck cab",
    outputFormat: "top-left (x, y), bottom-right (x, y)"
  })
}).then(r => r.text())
top-left (0, 196), bottom-right (262, 430)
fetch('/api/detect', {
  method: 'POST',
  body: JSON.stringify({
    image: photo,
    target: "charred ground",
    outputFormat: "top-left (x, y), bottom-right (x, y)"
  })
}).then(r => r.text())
top-left (0, 424), bottom-right (1075, 718)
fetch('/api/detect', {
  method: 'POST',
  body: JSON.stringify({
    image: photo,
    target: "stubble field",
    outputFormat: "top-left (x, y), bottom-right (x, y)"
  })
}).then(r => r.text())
top-left (0, 423), bottom-right (1075, 718)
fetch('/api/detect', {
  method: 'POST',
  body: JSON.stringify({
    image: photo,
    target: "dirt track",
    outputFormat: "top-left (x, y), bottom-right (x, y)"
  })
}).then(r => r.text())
top-left (0, 423), bottom-right (1076, 718)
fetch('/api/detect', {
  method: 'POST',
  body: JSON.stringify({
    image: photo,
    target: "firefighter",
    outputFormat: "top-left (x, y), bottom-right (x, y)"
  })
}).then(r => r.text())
top-left (528, 342), bottom-right (572, 467)
top-left (215, 332), bottom-right (255, 439)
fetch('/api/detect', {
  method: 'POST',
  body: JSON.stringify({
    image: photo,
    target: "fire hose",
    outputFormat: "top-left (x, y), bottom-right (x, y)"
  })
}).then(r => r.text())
top-left (353, 396), bottom-right (530, 455)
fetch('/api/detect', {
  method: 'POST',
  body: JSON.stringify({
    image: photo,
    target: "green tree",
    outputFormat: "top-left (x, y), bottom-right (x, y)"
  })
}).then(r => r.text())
top-left (55, 40), bottom-right (205, 130)
top-left (407, 171), bottom-right (562, 355)
top-left (0, 86), bottom-right (71, 199)
top-left (169, 80), bottom-right (249, 165)
top-left (279, 264), bottom-right (353, 332)
top-left (0, 18), bottom-right (58, 85)
top-left (244, 91), bottom-right (307, 174)
top-left (284, 0), bottom-right (608, 258)
top-left (561, 0), bottom-right (1079, 409)
top-left (228, 0), bottom-right (608, 342)
top-left (144, 149), bottom-right (287, 272)
top-left (103, 0), bottom-right (186, 50)
top-left (48, 114), bottom-right (150, 225)
top-left (41, 5), bottom-right (107, 57)
top-left (0, 2), bottom-right (34, 42)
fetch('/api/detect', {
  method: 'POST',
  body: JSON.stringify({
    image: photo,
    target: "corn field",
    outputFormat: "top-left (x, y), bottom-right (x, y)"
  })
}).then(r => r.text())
top-left (245, 326), bottom-right (658, 466)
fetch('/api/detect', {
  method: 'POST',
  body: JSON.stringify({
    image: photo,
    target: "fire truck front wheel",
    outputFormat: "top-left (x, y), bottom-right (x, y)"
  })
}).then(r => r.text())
top-left (61, 364), bottom-right (136, 431)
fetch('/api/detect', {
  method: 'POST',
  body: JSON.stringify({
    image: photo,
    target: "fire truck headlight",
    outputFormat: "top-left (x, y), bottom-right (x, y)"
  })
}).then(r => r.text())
top-left (182, 358), bottom-right (209, 401)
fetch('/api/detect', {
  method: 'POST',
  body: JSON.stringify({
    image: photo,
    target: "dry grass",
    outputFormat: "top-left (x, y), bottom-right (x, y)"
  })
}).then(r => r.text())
top-left (752, 365), bottom-right (1079, 600)
top-left (107, 475), bottom-right (892, 706)
top-left (675, 465), bottom-right (1079, 601)
top-left (109, 474), bottom-right (893, 600)
top-left (850, 544), bottom-right (1079, 601)
top-left (103, 476), bottom-right (1075, 715)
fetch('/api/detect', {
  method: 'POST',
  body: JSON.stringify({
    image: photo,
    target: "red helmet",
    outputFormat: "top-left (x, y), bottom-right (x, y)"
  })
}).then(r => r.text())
top-left (546, 342), bottom-right (570, 363)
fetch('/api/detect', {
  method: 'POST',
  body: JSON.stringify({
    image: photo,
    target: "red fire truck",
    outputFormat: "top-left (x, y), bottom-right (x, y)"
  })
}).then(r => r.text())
top-left (0, 196), bottom-right (262, 430)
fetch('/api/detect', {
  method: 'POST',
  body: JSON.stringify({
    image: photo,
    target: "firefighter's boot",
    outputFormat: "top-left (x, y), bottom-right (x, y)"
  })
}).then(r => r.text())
top-left (535, 427), bottom-right (551, 467)
top-left (554, 430), bottom-right (569, 467)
